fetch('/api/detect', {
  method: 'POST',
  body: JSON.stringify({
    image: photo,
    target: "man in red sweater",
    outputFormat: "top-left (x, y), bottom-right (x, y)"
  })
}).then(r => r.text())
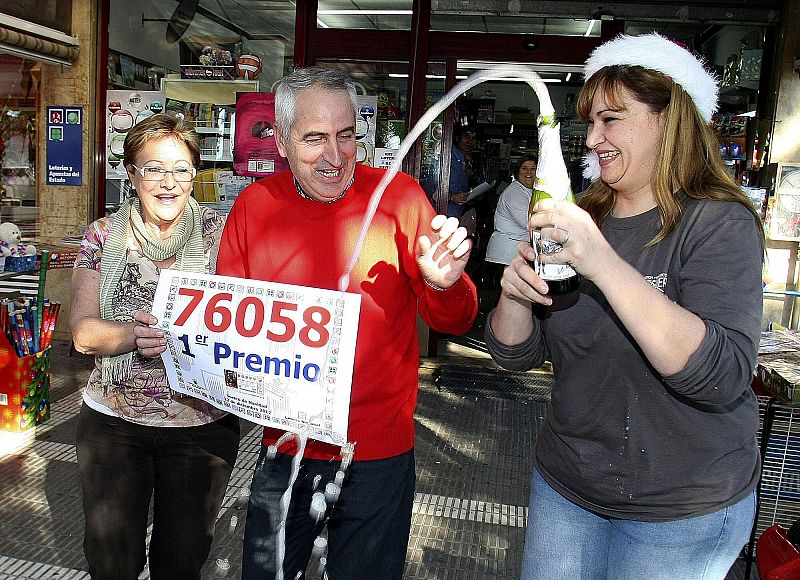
top-left (217, 66), bottom-right (478, 579)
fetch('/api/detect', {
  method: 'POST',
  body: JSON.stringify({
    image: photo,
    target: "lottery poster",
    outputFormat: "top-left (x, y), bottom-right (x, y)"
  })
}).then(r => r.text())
top-left (46, 106), bottom-right (83, 185)
top-left (151, 272), bottom-right (361, 446)
top-left (105, 90), bottom-right (166, 179)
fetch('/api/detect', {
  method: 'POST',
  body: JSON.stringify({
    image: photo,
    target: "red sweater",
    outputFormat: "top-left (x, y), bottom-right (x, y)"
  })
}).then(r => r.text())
top-left (216, 164), bottom-right (478, 460)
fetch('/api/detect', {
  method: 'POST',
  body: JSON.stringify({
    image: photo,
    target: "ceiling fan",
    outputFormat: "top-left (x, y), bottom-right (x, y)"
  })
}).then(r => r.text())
top-left (166, 0), bottom-right (199, 43)
top-left (141, 0), bottom-right (199, 44)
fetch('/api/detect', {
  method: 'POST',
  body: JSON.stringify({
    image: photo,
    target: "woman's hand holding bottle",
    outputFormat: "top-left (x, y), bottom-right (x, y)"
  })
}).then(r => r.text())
top-left (528, 198), bottom-right (617, 288)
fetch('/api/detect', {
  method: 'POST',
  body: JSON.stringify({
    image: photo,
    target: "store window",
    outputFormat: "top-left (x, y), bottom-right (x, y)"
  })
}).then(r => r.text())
top-left (2, 0), bottom-right (73, 35)
top-left (105, 0), bottom-right (296, 215)
top-left (0, 55), bottom-right (38, 239)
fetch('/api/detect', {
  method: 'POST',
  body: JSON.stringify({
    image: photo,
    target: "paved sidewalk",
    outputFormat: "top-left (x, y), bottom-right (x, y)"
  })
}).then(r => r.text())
top-left (0, 340), bottom-right (755, 579)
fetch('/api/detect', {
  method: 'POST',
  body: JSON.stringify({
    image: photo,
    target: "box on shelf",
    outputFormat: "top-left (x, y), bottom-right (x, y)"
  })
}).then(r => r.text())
top-left (769, 192), bottom-right (800, 241)
top-left (3, 255), bottom-right (38, 272)
top-left (758, 352), bottom-right (800, 405)
top-left (194, 168), bottom-right (228, 203)
top-left (0, 332), bottom-right (50, 432)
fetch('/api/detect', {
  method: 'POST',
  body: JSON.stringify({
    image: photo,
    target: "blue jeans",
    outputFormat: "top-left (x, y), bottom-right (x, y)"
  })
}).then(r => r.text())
top-left (522, 469), bottom-right (755, 580)
top-left (242, 447), bottom-right (415, 580)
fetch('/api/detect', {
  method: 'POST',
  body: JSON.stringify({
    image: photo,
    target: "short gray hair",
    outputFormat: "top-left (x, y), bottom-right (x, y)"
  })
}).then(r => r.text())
top-left (274, 66), bottom-right (359, 137)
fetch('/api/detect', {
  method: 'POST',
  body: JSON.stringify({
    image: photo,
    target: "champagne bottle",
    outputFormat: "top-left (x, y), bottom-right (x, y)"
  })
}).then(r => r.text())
top-left (529, 114), bottom-right (581, 295)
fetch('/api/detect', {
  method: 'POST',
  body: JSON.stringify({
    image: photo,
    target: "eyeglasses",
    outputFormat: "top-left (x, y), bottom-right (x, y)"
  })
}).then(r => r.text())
top-left (131, 164), bottom-right (196, 182)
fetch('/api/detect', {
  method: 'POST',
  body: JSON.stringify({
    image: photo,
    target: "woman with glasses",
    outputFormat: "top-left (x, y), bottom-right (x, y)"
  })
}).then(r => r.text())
top-left (69, 113), bottom-right (239, 580)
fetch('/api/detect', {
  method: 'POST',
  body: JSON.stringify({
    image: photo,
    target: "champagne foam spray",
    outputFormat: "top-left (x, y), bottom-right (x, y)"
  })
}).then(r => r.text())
top-left (535, 117), bottom-right (572, 201)
top-left (338, 66), bottom-right (560, 292)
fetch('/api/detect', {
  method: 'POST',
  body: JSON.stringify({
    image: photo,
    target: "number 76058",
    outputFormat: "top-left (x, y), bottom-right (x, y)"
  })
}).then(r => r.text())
top-left (173, 288), bottom-right (332, 348)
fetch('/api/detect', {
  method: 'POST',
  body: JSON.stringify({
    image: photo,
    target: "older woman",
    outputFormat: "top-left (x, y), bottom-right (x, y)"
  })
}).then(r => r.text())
top-left (486, 34), bottom-right (763, 579)
top-left (485, 154), bottom-right (537, 266)
top-left (69, 114), bottom-right (239, 580)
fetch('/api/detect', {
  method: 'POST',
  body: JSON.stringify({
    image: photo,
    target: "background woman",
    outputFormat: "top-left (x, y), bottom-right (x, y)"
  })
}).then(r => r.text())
top-left (485, 154), bottom-right (537, 265)
top-left (69, 114), bottom-right (239, 579)
top-left (486, 34), bottom-right (763, 579)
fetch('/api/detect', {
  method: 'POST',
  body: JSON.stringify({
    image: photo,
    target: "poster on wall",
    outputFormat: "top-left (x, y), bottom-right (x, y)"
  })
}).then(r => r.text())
top-left (105, 90), bottom-right (166, 179)
top-left (46, 106), bottom-right (82, 186)
top-left (356, 96), bottom-right (377, 167)
top-left (233, 92), bottom-right (289, 177)
top-left (374, 148), bottom-right (396, 170)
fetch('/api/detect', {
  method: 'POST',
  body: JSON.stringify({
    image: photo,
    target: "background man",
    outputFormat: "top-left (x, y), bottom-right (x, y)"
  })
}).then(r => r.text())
top-left (422, 124), bottom-right (478, 219)
top-left (447, 124), bottom-right (478, 218)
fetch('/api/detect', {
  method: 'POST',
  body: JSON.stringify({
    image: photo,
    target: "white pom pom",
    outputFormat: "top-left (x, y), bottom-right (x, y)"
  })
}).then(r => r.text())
top-left (582, 150), bottom-right (601, 182)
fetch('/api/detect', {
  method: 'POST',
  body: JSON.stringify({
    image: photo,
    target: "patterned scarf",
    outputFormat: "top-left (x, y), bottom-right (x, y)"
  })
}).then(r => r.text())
top-left (99, 195), bottom-right (206, 386)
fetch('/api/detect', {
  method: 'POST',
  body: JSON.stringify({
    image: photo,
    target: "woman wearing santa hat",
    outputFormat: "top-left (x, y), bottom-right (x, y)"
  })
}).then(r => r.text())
top-left (486, 33), bottom-right (764, 579)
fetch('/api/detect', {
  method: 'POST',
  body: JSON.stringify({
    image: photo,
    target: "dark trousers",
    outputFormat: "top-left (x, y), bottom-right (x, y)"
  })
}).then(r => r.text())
top-left (76, 404), bottom-right (240, 580)
top-left (242, 447), bottom-right (416, 580)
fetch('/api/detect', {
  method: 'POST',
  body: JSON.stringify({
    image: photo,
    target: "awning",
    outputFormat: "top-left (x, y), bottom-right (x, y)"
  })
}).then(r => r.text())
top-left (0, 12), bottom-right (79, 67)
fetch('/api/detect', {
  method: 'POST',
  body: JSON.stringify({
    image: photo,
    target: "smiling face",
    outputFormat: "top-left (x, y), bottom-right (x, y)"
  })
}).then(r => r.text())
top-left (275, 87), bottom-right (357, 202)
top-left (126, 136), bottom-right (194, 236)
top-left (585, 85), bottom-right (666, 201)
top-left (516, 160), bottom-right (537, 189)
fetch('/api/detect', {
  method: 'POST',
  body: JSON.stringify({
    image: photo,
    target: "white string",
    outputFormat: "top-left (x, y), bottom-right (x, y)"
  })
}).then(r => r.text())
top-left (275, 432), bottom-right (308, 580)
top-left (337, 66), bottom-right (553, 292)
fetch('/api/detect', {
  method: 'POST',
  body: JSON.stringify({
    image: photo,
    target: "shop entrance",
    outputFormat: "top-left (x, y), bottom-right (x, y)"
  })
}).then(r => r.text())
top-left (308, 59), bottom-right (595, 355)
top-left (309, 57), bottom-right (588, 352)
top-left (418, 67), bottom-right (589, 352)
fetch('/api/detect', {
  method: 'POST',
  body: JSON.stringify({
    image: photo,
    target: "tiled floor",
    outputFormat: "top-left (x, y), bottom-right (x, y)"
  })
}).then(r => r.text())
top-left (0, 339), bottom-right (757, 579)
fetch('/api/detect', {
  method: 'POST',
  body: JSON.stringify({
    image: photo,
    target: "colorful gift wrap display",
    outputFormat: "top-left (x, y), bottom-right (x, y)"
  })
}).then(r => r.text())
top-left (0, 333), bottom-right (50, 432)
top-left (0, 294), bottom-right (58, 432)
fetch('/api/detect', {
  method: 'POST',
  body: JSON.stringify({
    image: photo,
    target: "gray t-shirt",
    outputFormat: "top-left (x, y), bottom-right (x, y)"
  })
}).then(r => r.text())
top-left (486, 192), bottom-right (762, 520)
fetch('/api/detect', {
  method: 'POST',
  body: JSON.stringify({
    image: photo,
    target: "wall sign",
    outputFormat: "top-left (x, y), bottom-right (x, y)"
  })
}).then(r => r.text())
top-left (46, 106), bottom-right (82, 185)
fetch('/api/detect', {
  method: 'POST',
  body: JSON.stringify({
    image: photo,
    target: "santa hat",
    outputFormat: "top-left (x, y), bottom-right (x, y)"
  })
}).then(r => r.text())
top-left (583, 32), bottom-right (718, 124)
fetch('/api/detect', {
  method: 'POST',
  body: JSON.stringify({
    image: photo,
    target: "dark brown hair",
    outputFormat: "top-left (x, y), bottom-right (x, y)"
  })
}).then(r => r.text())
top-left (514, 154), bottom-right (537, 181)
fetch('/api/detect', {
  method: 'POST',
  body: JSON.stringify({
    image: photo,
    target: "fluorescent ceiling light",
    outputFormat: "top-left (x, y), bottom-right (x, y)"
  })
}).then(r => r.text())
top-left (584, 19), bottom-right (596, 37)
top-left (459, 61), bottom-right (583, 73)
top-left (317, 10), bottom-right (412, 15)
top-left (565, 72), bottom-right (572, 81)
top-left (389, 73), bottom-right (468, 79)
top-left (495, 77), bottom-right (562, 83)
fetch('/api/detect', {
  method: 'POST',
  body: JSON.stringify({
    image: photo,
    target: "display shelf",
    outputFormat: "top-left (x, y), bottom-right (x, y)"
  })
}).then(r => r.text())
top-left (159, 78), bottom-right (259, 106)
top-left (195, 123), bottom-right (231, 134)
top-left (160, 77), bottom-right (259, 168)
